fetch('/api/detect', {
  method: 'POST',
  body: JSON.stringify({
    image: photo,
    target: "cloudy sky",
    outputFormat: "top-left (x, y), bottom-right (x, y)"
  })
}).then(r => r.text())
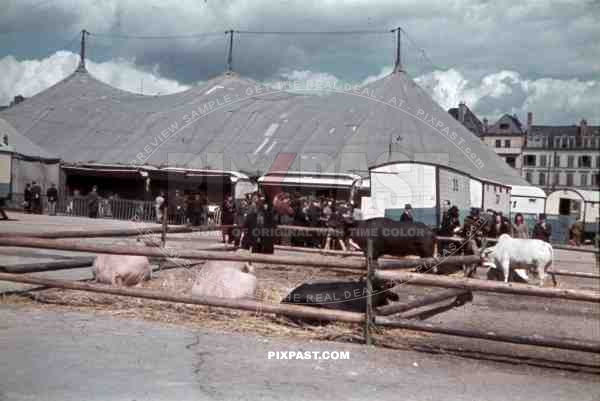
top-left (1, 0), bottom-right (599, 124)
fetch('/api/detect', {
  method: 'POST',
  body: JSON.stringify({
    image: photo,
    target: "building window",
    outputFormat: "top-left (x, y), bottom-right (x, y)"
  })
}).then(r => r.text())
top-left (569, 137), bottom-right (575, 148)
top-left (539, 172), bottom-right (546, 186)
top-left (499, 123), bottom-right (509, 130)
top-left (540, 155), bottom-right (547, 167)
top-left (566, 173), bottom-right (574, 186)
top-left (593, 173), bottom-right (600, 187)
top-left (567, 155), bottom-right (574, 168)
top-left (525, 171), bottom-right (532, 183)
top-left (578, 155), bottom-right (591, 168)
top-left (524, 155), bottom-right (536, 166)
top-left (554, 154), bottom-right (560, 168)
top-left (554, 137), bottom-right (560, 148)
top-left (504, 139), bottom-right (510, 148)
top-left (452, 178), bottom-right (459, 192)
top-left (553, 173), bottom-right (560, 186)
top-left (580, 174), bottom-right (588, 187)
top-left (562, 137), bottom-right (568, 148)
top-left (596, 155), bottom-right (600, 168)
top-left (505, 156), bottom-right (516, 168)
top-left (495, 139), bottom-right (501, 148)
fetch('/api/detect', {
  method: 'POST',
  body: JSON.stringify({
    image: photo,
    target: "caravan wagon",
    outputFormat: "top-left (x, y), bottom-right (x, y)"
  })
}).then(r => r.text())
top-left (545, 189), bottom-right (600, 241)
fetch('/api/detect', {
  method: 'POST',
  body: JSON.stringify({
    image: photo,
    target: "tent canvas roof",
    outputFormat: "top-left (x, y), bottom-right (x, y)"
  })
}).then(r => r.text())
top-left (0, 68), bottom-right (528, 186)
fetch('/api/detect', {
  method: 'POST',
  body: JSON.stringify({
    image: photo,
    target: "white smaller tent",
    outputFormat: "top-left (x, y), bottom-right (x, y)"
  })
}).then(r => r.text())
top-left (546, 189), bottom-right (599, 224)
top-left (510, 185), bottom-right (546, 216)
top-left (0, 118), bottom-right (60, 198)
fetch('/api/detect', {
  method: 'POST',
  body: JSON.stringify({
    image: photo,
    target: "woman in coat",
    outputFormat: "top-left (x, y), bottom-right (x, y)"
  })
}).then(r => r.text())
top-left (511, 213), bottom-right (529, 239)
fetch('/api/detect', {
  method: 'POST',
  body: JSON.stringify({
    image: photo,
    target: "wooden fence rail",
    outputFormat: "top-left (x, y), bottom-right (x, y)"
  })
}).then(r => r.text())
top-left (0, 237), bottom-right (479, 271)
top-left (375, 271), bottom-right (600, 303)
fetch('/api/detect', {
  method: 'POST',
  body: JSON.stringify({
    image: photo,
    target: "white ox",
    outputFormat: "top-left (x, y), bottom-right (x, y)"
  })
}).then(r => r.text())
top-left (92, 255), bottom-right (152, 286)
top-left (191, 256), bottom-right (257, 299)
top-left (482, 234), bottom-right (556, 287)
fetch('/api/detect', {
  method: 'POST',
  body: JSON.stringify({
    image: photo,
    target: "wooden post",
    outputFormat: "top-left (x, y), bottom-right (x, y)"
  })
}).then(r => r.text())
top-left (364, 238), bottom-right (374, 345)
top-left (160, 208), bottom-right (167, 247)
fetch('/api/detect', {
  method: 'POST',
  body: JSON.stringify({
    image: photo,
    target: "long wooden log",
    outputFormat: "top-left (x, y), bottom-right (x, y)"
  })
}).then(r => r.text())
top-left (395, 298), bottom-right (468, 320)
top-left (376, 289), bottom-right (472, 316)
top-left (547, 269), bottom-right (600, 280)
top-left (0, 224), bottom-right (232, 239)
top-left (0, 237), bottom-right (483, 272)
top-left (552, 245), bottom-right (599, 254)
top-left (0, 272), bottom-right (598, 353)
top-left (275, 244), bottom-right (363, 257)
top-left (0, 257), bottom-right (95, 274)
top-left (376, 255), bottom-right (482, 270)
top-left (435, 236), bottom-right (599, 255)
top-left (375, 271), bottom-right (600, 303)
top-left (142, 239), bottom-right (236, 252)
top-left (0, 272), bottom-right (363, 323)
top-left (375, 316), bottom-right (600, 353)
top-left (475, 264), bottom-right (600, 280)
top-left (275, 245), bottom-right (420, 261)
top-left (0, 236), bottom-right (367, 270)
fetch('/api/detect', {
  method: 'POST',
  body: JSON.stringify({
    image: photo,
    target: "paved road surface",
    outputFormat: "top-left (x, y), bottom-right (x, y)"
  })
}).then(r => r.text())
top-left (0, 306), bottom-right (598, 401)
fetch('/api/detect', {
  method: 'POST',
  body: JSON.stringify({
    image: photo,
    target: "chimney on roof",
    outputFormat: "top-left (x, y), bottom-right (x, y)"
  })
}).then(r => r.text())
top-left (483, 118), bottom-right (488, 134)
top-left (2, 134), bottom-right (8, 146)
top-left (580, 119), bottom-right (588, 136)
top-left (458, 101), bottom-right (466, 123)
top-left (527, 112), bottom-right (532, 133)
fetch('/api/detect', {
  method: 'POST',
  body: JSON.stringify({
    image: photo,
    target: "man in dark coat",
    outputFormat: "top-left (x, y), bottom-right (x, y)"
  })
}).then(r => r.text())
top-left (190, 194), bottom-right (203, 226)
top-left (462, 207), bottom-right (487, 248)
top-left (87, 186), bottom-right (99, 218)
top-left (221, 194), bottom-right (236, 243)
top-left (242, 195), bottom-right (276, 255)
top-left (400, 204), bottom-right (414, 222)
top-left (31, 181), bottom-right (42, 214)
top-left (489, 212), bottom-right (511, 238)
top-left (46, 183), bottom-right (58, 216)
top-left (23, 183), bottom-right (32, 213)
top-left (440, 205), bottom-right (461, 236)
top-left (532, 214), bottom-right (552, 243)
top-left (307, 199), bottom-right (323, 248)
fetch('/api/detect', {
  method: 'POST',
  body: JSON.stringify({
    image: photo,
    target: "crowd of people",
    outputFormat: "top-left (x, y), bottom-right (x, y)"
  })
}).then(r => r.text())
top-left (447, 205), bottom-right (553, 243)
top-left (156, 190), bottom-right (215, 226)
top-left (22, 182), bottom-right (58, 215)
top-left (219, 191), bottom-right (357, 251)
top-left (17, 182), bottom-right (592, 248)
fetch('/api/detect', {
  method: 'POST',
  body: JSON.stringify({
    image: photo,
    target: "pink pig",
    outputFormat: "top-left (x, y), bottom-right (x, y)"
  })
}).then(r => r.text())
top-left (92, 254), bottom-right (152, 286)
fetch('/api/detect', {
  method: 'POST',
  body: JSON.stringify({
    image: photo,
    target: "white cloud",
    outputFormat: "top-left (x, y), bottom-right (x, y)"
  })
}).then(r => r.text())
top-left (265, 69), bottom-right (346, 95)
top-left (1, 50), bottom-right (599, 126)
top-left (361, 66), bottom-right (393, 86)
top-left (279, 69), bottom-right (340, 84)
top-left (0, 51), bottom-right (190, 105)
top-left (414, 68), bottom-right (600, 125)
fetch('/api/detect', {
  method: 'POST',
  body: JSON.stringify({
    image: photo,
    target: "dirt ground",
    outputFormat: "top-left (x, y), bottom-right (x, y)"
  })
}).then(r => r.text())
top-left (1, 212), bottom-right (599, 372)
